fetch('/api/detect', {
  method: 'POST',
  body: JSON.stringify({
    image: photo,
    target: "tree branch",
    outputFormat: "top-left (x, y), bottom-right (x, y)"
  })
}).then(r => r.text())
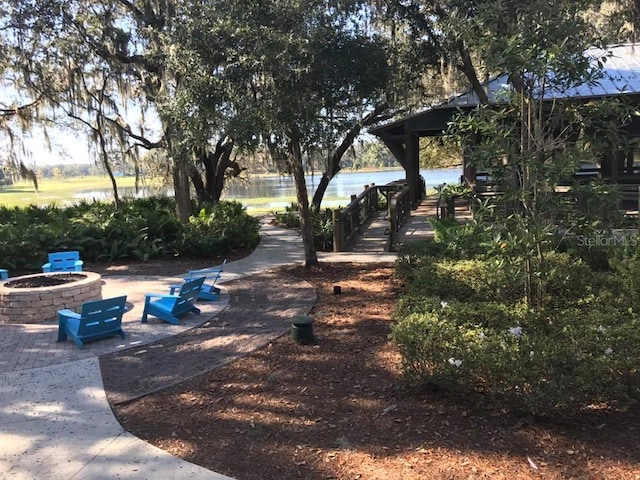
top-left (0, 95), bottom-right (43, 117)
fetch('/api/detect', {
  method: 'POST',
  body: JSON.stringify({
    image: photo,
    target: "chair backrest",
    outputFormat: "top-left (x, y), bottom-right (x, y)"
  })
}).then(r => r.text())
top-left (218, 258), bottom-right (227, 274)
top-left (77, 296), bottom-right (127, 337)
top-left (171, 277), bottom-right (205, 315)
top-left (210, 259), bottom-right (227, 283)
top-left (48, 251), bottom-right (82, 272)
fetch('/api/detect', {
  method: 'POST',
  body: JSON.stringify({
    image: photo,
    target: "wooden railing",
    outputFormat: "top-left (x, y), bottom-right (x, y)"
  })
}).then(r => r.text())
top-left (332, 180), bottom-right (414, 252)
top-left (386, 185), bottom-right (411, 251)
top-left (332, 184), bottom-right (380, 252)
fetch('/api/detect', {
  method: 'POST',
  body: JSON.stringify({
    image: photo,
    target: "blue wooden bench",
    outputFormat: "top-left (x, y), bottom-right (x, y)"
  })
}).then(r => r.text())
top-left (141, 276), bottom-right (205, 325)
top-left (43, 251), bottom-right (84, 273)
top-left (57, 296), bottom-right (127, 349)
top-left (185, 259), bottom-right (227, 301)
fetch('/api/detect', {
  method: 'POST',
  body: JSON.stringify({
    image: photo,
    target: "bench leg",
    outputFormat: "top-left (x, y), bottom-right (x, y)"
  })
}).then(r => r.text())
top-left (57, 318), bottom-right (68, 343)
top-left (141, 297), bottom-right (151, 323)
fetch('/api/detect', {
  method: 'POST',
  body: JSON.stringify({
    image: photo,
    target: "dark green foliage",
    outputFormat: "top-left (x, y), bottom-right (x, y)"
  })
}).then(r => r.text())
top-left (175, 201), bottom-right (260, 257)
top-left (428, 217), bottom-right (493, 259)
top-left (273, 203), bottom-right (301, 229)
top-left (392, 247), bottom-right (640, 414)
top-left (274, 202), bottom-right (334, 251)
top-left (0, 198), bottom-right (260, 271)
top-left (311, 208), bottom-right (334, 252)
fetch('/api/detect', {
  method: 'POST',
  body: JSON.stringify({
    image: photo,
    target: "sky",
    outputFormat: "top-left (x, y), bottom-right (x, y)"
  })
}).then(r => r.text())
top-left (21, 130), bottom-right (92, 166)
top-left (1, 84), bottom-right (93, 166)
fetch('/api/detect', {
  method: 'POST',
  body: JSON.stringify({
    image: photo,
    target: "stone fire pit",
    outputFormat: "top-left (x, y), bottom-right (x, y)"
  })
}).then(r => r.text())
top-left (0, 272), bottom-right (102, 324)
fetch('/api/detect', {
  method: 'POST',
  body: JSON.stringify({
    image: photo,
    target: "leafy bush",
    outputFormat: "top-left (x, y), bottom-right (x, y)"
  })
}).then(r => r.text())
top-left (0, 197), bottom-right (260, 271)
top-left (273, 202), bottom-right (334, 251)
top-left (274, 203), bottom-right (300, 228)
top-left (392, 251), bottom-right (640, 414)
top-left (175, 201), bottom-right (260, 256)
top-left (393, 302), bottom-right (640, 414)
top-left (425, 217), bottom-right (492, 260)
top-left (312, 208), bottom-right (334, 251)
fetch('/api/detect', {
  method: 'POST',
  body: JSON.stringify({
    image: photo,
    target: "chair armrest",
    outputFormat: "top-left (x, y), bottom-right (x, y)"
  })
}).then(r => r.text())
top-left (43, 263), bottom-right (52, 273)
top-left (144, 293), bottom-right (180, 300)
top-left (58, 309), bottom-right (81, 319)
top-left (75, 260), bottom-right (84, 270)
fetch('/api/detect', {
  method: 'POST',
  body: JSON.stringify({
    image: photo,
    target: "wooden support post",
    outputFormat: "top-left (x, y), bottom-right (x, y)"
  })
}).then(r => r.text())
top-left (405, 134), bottom-right (419, 207)
top-left (332, 208), bottom-right (344, 252)
top-left (371, 184), bottom-right (378, 210)
top-left (388, 197), bottom-right (397, 252)
top-left (364, 185), bottom-right (370, 214)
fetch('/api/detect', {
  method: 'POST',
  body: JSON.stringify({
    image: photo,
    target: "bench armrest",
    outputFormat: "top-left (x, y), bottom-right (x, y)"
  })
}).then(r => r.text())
top-left (58, 309), bottom-right (81, 319)
top-left (144, 293), bottom-right (180, 300)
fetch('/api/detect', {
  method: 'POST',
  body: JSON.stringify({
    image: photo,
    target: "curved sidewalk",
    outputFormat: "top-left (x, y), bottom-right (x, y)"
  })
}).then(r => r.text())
top-left (0, 220), bottom-right (397, 480)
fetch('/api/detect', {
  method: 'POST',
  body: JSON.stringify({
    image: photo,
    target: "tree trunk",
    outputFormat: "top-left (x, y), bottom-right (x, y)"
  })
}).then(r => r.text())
top-left (310, 101), bottom-right (390, 210)
top-left (311, 173), bottom-right (332, 211)
top-left (173, 161), bottom-right (193, 222)
top-left (96, 124), bottom-right (121, 209)
top-left (211, 140), bottom-right (236, 201)
top-left (457, 40), bottom-right (489, 105)
top-left (189, 162), bottom-right (207, 200)
top-left (190, 139), bottom-right (244, 203)
top-left (290, 129), bottom-right (318, 267)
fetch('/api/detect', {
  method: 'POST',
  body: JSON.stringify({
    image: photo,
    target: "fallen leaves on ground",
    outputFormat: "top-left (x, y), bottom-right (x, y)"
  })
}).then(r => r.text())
top-left (111, 262), bottom-right (640, 480)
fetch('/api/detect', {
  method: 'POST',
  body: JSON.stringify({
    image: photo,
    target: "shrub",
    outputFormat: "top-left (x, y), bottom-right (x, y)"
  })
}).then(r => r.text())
top-left (392, 252), bottom-right (640, 414)
top-left (175, 201), bottom-right (260, 256)
top-left (0, 197), bottom-right (260, 271)
top-left (273, 202), bottom-right (334, 251)
top-left (428, 217), bottom-right (493, 259)
top-left (273, 203), bottom-right (300, 228)
top-left (392, 299), bottom-right (640, 414)
top-left (312, 208), bottom-right (334, 251)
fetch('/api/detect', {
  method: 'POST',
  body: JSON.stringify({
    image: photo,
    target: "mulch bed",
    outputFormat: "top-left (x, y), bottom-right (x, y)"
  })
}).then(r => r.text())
top-left (106, 262), bottom-right (640, 480)
top-left (5, 273), bottom-right (87, 288)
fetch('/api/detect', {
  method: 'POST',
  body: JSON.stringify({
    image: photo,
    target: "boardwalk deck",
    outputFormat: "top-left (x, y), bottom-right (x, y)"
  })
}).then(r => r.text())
top-left (349, 196), bottom-right (472, 252)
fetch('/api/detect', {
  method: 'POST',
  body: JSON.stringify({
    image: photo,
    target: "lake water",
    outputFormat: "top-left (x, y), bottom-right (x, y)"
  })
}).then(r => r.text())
top-left (75, 167), bottom-right (462, 210)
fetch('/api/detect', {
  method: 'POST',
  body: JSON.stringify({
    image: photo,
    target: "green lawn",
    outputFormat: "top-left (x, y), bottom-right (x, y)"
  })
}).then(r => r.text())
top-left (0, 177), bottom-right (349, 213)
top-left (0, 176), bottom-right (140, 208)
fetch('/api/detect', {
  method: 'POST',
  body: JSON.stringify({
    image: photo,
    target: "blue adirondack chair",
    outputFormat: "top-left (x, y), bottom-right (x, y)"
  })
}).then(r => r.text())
top-left (141, 276), bottom-right (205, 325)
top-left (0, 269), bottom-right (7, 280)
top-left (57, 296), bottom-right (127, 349)
top-left (185, 259), bottom-right (227, 301)
top-left (43, 251), bottom-right (84, 273)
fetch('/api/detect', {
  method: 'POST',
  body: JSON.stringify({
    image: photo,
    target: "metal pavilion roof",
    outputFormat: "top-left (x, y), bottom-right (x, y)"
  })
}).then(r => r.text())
top-left (448, 43), bottom-right (640, 107)
top-left (370, 43), bottom-right (640, 139)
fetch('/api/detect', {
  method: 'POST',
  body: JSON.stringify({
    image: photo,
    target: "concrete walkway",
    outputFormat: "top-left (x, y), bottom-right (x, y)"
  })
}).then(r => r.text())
top-left (0, 219), bottom-right (401, 480)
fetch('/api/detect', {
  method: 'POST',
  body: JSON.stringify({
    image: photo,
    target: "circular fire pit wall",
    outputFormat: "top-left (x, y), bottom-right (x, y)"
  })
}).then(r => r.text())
top-left (0, 272), bottom-right (102, 324)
